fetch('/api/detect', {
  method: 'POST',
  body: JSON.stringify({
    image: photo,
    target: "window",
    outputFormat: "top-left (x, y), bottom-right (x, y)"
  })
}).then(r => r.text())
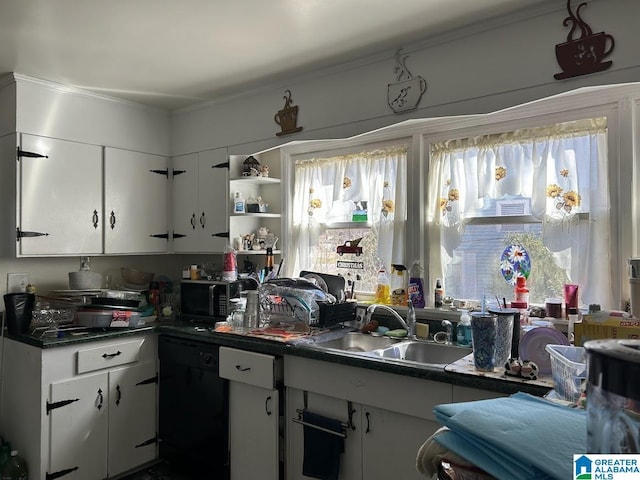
top-left (427, 118), bottom-right (612, 308)
top-left (289, 145), bottom-right (407, 292)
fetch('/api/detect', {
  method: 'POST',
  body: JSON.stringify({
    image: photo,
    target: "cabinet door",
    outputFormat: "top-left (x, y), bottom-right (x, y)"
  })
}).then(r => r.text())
top-left (198, 148), bottom-right (229, 252)
top-left (104, 147), bottom-right (168, 253)
top-left (229, 382), bottom-right (279, 480)
top-left (361, 405), bottom-right (439, 480)
top-left (286, 388), bottom-right (361, 480)
top-left (19, 134), bottom-right (102, 255)
top-left (49, 372), bottom-right (108, 480)
top-left (172, 153), bottom-right (200, 252)
top-left (108, 361), bottom-right (158, 478)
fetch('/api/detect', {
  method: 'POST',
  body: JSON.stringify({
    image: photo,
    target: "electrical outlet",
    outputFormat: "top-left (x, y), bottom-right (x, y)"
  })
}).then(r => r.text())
top-left (7, 273), bottom-right (29, 293)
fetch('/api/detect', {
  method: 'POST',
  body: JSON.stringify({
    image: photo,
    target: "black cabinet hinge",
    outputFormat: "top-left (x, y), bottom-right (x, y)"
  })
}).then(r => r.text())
top-left (136, 374), bottom-right (159, 386)
top-left (172, 169), bottom-right (186, 176)
top-left (46, 398), bottom-right (79, 415)
top-left (150, 169), bottom-right (169, 177)
top-left (17, 147), bottom-right (48, 159)
top-left (212, 161), bottom-right (229, 169)
top-left (150, 233), bottom-right (169, 240)
top-left (46, 466), bottom-right (79, 479)
top-left (173, 232), bottom-right (187, 239)
top-left (212, 231), bottom-right (229, 238)
top-left (16, 228), bottom-right (50, 242)
top-left (135, 434), bottom-right (158, 448)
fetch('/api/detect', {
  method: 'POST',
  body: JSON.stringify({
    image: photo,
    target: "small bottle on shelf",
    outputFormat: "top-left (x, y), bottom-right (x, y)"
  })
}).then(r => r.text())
top-left (233, 192), bottom-right (246, 214)
top-left (434, 278), bottom-right (444, 308)
top-left (514, 276), bottom-right (529, 307)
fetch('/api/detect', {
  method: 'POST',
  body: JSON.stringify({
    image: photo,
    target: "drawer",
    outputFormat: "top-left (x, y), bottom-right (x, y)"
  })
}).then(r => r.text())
top-left (77, 339), bottom-right (143, 374)
top-left (219, 347), bottom-right (282, 389)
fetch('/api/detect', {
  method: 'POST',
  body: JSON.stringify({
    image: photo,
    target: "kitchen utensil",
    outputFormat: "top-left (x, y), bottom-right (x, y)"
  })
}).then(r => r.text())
top-left (3, 293), bottom-right (35, 334)
top-left (120, 268), bottom-right (154, 286)
top-left (68, 270), bottom-right (103, 290)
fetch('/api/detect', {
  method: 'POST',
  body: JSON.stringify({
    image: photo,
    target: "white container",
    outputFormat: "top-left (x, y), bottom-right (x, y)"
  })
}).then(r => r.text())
top-left (76, 309), bottom-right (141, 328)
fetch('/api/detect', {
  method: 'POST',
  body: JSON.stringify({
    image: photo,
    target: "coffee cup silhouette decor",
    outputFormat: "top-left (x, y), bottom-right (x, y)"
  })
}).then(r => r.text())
top-left (554, 0), bottom-right (615, 80)
top-left (387, 49), bottom-right (427, 113)
top-left (274, 90), bottom-right (303, 136)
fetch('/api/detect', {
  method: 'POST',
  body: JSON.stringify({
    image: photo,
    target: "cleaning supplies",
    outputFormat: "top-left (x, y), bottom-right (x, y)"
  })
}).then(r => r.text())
top-left (374, 266), bottom-right (391, 304)
top-left (408, 261), bottom-right (426, 308)
top-left (456, 309), bottom-right (472, 346)
top-left (390, 264), bottom-right (408, 306)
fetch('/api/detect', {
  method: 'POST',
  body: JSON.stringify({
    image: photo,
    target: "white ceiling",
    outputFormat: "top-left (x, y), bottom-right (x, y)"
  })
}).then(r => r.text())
top-left (0, 0), bottom-right (551, 110)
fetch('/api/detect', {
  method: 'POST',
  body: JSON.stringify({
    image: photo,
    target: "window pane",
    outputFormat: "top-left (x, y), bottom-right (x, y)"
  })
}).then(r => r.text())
top-left (308, 228), bottom-right (379, 291)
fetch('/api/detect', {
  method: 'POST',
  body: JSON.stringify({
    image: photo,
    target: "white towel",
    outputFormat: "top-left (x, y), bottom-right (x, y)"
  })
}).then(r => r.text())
top-left (416, 426), bottom-right (475, 478)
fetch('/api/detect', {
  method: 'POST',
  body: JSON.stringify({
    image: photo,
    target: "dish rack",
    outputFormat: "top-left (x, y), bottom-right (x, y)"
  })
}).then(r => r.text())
top-left (260, 293), bottom-right (356, 327)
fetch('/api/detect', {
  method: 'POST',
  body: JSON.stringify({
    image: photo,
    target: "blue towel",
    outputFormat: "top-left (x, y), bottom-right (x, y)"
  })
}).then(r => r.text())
top-left (433, 392), bottom-right (586, 480)
top-left (302, 410), bottom-right (345, 480)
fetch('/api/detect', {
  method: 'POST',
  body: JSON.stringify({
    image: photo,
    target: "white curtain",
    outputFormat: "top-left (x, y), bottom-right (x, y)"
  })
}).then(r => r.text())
top-left (426, 118), bottom-right (613, 307)
top-left (291, 146), bottom-right (407, 275)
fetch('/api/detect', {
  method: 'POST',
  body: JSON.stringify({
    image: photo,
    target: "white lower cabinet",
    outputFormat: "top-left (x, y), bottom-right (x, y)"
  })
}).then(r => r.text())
top-left (0, 334), bottom-right (158, 480)
top-left (284, 356), bottom-right (449, 480)
top-left (219, 347), bottom-right (283, 480)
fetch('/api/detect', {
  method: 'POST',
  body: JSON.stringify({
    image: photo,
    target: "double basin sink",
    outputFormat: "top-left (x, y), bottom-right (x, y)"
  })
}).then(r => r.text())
top-left (308, 331), bottom-right (470, 367)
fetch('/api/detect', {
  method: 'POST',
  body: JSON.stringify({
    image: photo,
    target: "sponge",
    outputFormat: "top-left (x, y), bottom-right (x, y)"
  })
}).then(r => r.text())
top-left (416, 323), bottom-right (429, 339)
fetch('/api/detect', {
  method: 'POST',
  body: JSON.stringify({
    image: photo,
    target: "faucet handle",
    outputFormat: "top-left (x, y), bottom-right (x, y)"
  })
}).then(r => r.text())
top-left (441, 320), bottom-right (453, 344)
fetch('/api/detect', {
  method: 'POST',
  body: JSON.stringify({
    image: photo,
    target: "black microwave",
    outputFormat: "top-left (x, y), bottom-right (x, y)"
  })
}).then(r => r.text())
top-left (180, 279), bottom-right (258, 322)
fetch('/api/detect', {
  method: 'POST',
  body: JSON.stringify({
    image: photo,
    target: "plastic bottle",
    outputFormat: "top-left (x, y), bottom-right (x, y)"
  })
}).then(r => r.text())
top-left (390, 264), bottom-right (408, 306)
top-left (456, 309), bottom-right (472, 346)
top-left (408, 261), bottom-right (426, 308)
top-left (374, 266), bottom-right (391, 304)
top-left (1, 450), bottom-right (28, 480)
top-left (233, 192), bottom-right (246, 214)
top-left (434, 278), bottom-right (444, 308)
top-left (514, 276), bottom-right (529, 307)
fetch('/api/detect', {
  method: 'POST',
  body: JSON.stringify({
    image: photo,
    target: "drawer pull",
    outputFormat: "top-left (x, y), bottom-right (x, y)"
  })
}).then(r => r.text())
top-left (235, 365), bottom-right (251, 372)
top-left (102, 350), bottom-right (122, 359)
top-left (116, 385), bottom-right (122, 405)
top-left (265, 395), bottom-right (272, 416)
top-left (97, 388), bottom-right (104, 410)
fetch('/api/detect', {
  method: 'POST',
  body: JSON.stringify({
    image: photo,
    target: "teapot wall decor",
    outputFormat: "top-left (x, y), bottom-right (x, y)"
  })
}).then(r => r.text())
top-left (274, 89), bottom-right (303, 136)
top-left (387, 49), bottom-right (427, 113)
top-left (554, 0), bottom-right (615, 80)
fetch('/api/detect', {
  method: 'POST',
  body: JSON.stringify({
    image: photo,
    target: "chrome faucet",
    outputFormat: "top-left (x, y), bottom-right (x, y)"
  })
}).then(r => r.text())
top-left (365, 303), bottom-right (415, 338)
top-left (441, 320), bottom-right (453, 344)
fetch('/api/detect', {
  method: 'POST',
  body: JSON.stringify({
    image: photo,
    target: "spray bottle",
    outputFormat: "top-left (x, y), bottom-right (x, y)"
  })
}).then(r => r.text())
top-left (408, 260), bottom-right (426, 308)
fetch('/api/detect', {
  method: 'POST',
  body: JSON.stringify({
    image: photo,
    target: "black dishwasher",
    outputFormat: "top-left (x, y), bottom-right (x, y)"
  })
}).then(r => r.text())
top-left (158, 335), bottom-right (229, 479)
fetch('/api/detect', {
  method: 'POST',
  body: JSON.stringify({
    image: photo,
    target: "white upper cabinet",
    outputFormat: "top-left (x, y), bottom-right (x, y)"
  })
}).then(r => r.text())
top-left (17, 134), bottom-right (103, 256)
top-left (104, 148), bottom-right (169, 254)
top-left (171, 148), bottom-right (229, 253)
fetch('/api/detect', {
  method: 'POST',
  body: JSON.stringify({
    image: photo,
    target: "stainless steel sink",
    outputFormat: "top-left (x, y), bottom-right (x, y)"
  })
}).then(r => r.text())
top-left (311, 332), bottom-right (401, 352)
top-left (370, 341), bottom-right (470, 365)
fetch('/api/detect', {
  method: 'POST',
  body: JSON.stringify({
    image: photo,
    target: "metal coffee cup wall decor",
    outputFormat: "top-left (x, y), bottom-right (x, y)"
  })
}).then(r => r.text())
top-left (274, 89), bottom-right (303, 136)
top-left (554, 0), bottom-right (615, 80)
top-left (387, 49), bottom-right (427, 113)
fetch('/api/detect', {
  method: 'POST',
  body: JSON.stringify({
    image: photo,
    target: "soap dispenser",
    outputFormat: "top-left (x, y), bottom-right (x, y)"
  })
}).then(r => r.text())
top-left (456, 309), bottom-right (472, 346)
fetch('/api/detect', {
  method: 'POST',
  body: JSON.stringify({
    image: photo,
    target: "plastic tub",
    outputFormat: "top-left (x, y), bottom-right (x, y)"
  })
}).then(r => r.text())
top-left (545, 344), bottom-right (587, 402)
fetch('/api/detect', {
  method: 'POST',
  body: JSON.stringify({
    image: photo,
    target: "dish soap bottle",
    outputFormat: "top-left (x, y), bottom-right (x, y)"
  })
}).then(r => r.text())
top-left (374, 266), bottom-right (391, 305)
top-left (456, 309), bottom-right (472, 346)
top-left (408, 260), bottom-right (426, 308)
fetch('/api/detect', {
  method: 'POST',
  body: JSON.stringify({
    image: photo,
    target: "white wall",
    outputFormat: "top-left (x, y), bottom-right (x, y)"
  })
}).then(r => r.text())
top-left (171, 0), bottom-right (640, 156)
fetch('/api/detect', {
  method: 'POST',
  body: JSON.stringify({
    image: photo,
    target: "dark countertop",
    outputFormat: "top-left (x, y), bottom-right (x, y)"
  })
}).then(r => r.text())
top-left (6, 320), bottom-right (551, 397)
